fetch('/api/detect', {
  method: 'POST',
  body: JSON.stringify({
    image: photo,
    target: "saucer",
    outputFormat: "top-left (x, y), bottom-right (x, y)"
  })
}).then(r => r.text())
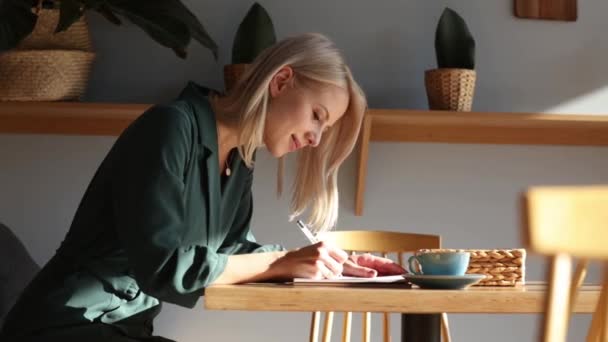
top-left (405, 274), bottom-right (485, 290)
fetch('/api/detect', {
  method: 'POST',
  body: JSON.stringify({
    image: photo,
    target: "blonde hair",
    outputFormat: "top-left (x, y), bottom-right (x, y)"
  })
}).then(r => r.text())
top-left (212, 33), bottom-right (367, 233)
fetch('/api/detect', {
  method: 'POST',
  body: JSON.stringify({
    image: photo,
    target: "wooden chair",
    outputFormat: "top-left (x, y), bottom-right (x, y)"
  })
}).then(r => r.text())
top-left (309, 230), bottom-right (451, 342)
top-left (522, 185), bottom-right (608, 342)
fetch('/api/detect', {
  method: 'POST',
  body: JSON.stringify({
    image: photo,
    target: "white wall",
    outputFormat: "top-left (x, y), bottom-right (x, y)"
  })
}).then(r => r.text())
top-left (2, 0), bottom-right (608, 341)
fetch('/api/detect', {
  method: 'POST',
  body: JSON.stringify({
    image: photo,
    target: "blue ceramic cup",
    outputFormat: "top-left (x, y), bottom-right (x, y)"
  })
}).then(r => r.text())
top-left (408, 251), bottom-right (470, 276)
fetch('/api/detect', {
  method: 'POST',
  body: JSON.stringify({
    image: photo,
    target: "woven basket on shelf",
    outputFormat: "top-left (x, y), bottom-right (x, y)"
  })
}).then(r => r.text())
top-left (223, 63), bottom-right (250, 93)
top-left (0, 8), bottom-right (95, 101)
top-left (424, 68), bottom-right (476, 111)
top-left (416, 248), bottom-right (526, 286)
top-left (0, 50), bottom-right (95, 101)
top-left (16, 8), bottom-right (93, 52)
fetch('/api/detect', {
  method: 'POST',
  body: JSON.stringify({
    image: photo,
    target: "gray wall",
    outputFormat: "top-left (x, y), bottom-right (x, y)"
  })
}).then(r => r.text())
top-left (1, 0), bottom-right (607, 341)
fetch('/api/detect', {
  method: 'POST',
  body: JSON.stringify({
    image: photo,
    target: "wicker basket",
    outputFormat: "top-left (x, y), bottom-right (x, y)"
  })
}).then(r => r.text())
top-left (17, 9), bottom-right (93, 52)
top-left (223, 63), bottom-right (250, 93)
top-left (0, 50), bottom-right (95, 101)
top-left (424, 68), bottom-right (476, 111)
top-left (416, 248), bottom-right (526, 286)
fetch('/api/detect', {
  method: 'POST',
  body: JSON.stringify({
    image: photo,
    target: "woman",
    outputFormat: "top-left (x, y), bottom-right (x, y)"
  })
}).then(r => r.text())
top-left (1, 33), bottom-right (404, 341)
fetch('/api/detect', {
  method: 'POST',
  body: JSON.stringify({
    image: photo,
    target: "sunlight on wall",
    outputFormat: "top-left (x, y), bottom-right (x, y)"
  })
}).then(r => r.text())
top-left (545, 86), bottom-right (608, 115)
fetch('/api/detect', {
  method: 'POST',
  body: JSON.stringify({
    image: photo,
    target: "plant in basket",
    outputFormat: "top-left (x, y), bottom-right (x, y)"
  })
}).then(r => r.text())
top-left (0, 0), bottom-right (218, 101)
top-left (223, 2), bottom-right (276, 93)
top-left (0, 0), bottom-right (217, 57)
top-left (425, 7), bottom-right (477, 111)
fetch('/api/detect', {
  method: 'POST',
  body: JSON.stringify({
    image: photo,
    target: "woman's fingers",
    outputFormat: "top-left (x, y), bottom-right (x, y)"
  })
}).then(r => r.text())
top-left (275, 241), bottom-right (348, 279)
top-left (314, 260), bottom-right (340, 279)
top-left (317, 242), bottom-right (346, 277)
top-left (351, 253), bottom-right (407, 275)
top-left (319, 255), bottom-right (343, 277)
top-left (375, 260), bottom-right (407, 275)
top-left (342, 259), bottom-right (377, 277)
top-left (325, 242), bottom-right (349, 263)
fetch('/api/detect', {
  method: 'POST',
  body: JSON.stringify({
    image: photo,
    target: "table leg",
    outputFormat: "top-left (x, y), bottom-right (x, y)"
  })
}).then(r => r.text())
top-left (401, 314), bottom-right (441, 342)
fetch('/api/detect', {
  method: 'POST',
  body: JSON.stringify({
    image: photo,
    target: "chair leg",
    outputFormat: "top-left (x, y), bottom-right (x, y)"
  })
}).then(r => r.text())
top-left (586, 283), bottom-right (605, 342)
top-left (587, 265), bottom-right (608, 342)
top-left (383, 312), bottom-right (390, 342)
top-left (440, 313), bottom-right (451, 342)
top-left (602, 263), bottom-right (608, 342)
top-left (569, 259), bottom-right (590, 318)
top-left (342, 312), bottom-right (352, 342)
top-left (363, 312), bottom-right (371, 342)
top-left (542, 254), bottom-right (573, 342)
top-left (602, 282), bottom-right (608, 342)
top-left (310, 311), bottom-right (321, 342)
top-left (323, 312), bottom-right (334, 342)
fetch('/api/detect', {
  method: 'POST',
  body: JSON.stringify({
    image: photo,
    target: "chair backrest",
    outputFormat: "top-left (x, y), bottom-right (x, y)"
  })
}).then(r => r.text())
top-left (319, 230), bottom-right (441, 254)
top-left (523, 185), bottom-right (608, 259)
top-left (522, 185), bottom-right (608, 342)
top-left (310, 230), bottom-right (441, 342)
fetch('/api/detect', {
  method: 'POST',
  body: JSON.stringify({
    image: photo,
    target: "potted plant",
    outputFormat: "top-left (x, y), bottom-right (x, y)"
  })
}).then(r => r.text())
top-left (425, 7), bottom-right (476, 111)
top-left (0, 0), bottom-right (217, 58)
top-left (223, 2), bottom-right (276, 93)
top-left (0, 0), bottom-right (217, 101)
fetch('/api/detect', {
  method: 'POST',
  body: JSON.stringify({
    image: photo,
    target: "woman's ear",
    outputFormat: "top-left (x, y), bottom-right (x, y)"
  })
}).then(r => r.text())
top-left (269, 66), bottom-right (294, 98)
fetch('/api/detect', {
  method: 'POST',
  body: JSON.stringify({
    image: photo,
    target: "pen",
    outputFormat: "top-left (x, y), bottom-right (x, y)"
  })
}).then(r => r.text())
top-left (296, 220), bottom-right (318, 244)
top-left (296, 220), bottom-right (344, 277)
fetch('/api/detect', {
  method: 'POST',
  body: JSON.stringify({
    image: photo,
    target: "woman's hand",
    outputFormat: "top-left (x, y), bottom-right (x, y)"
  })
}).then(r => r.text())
top-left (270, 241), bottom-right (349, 280)
top-left (342, 253), bottom-right (406, 278)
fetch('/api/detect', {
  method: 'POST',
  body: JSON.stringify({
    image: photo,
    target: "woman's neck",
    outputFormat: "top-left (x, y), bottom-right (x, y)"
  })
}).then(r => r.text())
top-left (216, 120), bottom-right (238, 156)
top-left (211, 98), bottom-right (238, 159)
top-left (217, 122), bottom-right (238, 176)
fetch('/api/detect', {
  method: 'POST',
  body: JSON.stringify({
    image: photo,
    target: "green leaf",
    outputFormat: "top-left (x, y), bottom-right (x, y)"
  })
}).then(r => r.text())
top-left (124, 11), bottom-right (191, 57)
top-left (106, 0), bottom-right (217, 60)
top-left (435, 7), bottom-right (475, 69)
top-left (96, 3), bottom-right (121, 25)
top-left (81, 0), bottom-right (103, 9)
top-left (232, 2), bottom-right (276, 64)
top-left (0, 0), bottom-right (37, 51)
top-left (56, 0), bottom-right (83, 33)
top-left (166, 0), bottom-right (217, 59)
top-left (82, 0), bottom-right (120, 24)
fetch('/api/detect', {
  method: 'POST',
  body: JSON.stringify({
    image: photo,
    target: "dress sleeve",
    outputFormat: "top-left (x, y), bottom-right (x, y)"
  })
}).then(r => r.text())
top-left (217, 170), bottom-right (285, 255)
top-left (111, 104), bottom-right (228, 308)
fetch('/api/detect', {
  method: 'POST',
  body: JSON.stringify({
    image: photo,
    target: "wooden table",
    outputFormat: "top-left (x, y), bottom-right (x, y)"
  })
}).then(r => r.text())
top-left (205, 282), bottom-right (600, 342)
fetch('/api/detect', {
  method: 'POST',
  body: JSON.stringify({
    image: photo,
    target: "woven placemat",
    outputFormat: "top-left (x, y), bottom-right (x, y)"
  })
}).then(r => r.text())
top-left (416, 248), bottom-right (526, 286)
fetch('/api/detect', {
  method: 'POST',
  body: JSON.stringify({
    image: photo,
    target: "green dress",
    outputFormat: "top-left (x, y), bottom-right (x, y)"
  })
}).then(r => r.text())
top-left (1, 82), bottom-right (283, 341)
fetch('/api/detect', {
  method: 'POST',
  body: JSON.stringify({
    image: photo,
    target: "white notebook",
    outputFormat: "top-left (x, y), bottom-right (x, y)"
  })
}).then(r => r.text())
top-left (293, 274), bottom-right (407, 286)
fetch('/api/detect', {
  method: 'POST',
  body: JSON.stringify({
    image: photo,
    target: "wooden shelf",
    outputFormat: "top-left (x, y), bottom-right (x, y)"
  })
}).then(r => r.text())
top-left (355, 109), bottom-right (608, 215)
top-left (2, 103), bottom-right (608, 216)
top-left (0, 102), bottom-right (152, 136)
